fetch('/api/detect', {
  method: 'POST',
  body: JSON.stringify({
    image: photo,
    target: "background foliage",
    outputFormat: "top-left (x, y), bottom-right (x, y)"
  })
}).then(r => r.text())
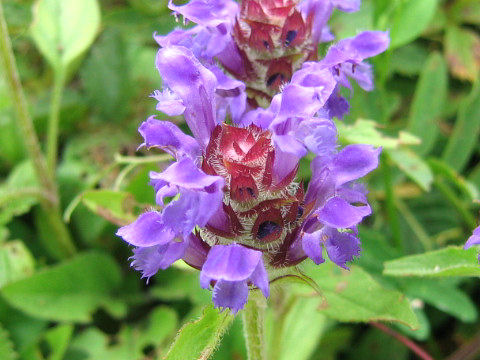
top-left (1, 0), bottom-right (480, 359)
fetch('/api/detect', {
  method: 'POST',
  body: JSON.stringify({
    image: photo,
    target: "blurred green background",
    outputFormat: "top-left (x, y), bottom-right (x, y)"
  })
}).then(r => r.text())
top-left (1, 0), bottom-right (480, 359)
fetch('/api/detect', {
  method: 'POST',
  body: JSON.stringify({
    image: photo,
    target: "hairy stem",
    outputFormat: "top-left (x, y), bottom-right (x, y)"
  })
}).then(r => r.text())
top-left (0, 2), bottom-right (56, 201)
top-left (0, 3), bottom-right (75, 258)
top-left (242, 291), bottom-right (267, 360)
top-left (46, 69), bottom-right (65, 176)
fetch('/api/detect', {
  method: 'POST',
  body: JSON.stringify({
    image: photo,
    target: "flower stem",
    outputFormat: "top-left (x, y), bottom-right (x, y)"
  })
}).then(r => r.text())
top-left (0, 3), bottom-right (76, 258)
top-left (371, 322), bottom-right (434, 360)
top-left (46, 69), bottom-right (65, 177)
top-left (0, 2), bottom-right (56, 200)
top-left (242, 291), bottom-right (267, 360)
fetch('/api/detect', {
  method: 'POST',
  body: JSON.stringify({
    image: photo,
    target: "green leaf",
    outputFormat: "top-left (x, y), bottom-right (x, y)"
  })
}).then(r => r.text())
top-left (0, 227), bottom-right (8, 243)
top-left (127, 0), bottom-right (170, 15)
top-left (0, 240), bottom-right (35, 288)
top-left (329, 0), bottom-right (374, 39)
top-left (451, 0), bottom-right (480, 25)
top-left (394, 308), bottom-right (430, 341)
top-left (66, 328), bottom-right (114, 360)
top-left (390, 43), bottom-right (430, 76)
top-left (303, 261), bottom-right (419, 329)
top-left (443, 82), bottom-right (480, 172)
top-left (80, 29), bottom-right (132, 121)
top-left (402, 278), bottom-right (477, 322)
top-left (30, 0), bottom-right (101, 71)
top-left (151, 268), bottom-right (211, 305)
top-left (212, 318), bottom-right (246, 360)
top-left (387, 148), bottom-right (433, 191)
top-left (138, 307), bottom-right (178, 350)
top-left (0, 323), bottom-right (17, 360)
top-left (337, 119), bottom-right (420, 149)
top-left (45, 324), bottom-right (74, 360)
top-left (65, 307), bottom-right (176, 360)
top-left (384, 246), bottom-right (480, 277)
top-left (277, 298), bottom-right (329, 360)
top-left (428, 158), bottom-right (479, 201)
top-left (0, 297), bottom-right (48, 355)
top-left (356, 327), bottom-right (408, 360)
top-left (0, 161), bottom-right (39, 225)
top-left (1, 252), bottom-right (122, 322)
top-left (407, 52), bottom-right (448, 155)
top-left (81, 190), bottom-right (137, 226)
top-left (386, 0), bottom-right (438, 49)
top-left (164, 305), bottom-right (234, 360)
top-left (445, 25), bottom-right (480, 82)
top-left (124, 164), bottom-right (156, 204)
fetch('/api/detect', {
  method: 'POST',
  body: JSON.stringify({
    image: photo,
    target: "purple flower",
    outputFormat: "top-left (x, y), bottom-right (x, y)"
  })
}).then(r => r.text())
top-left (319, 31), bottom-right (390, 119)
top-left (138, 116), bottom-right (200, 159)
top-left (200, 244), bottom-right (269, 313)
top-left (297, 144), bottom-right (380, 268)
top-left (155, 0), bottom-right (242, 73)
top-left (465, 226), bottom-right (480, 262)
top-left (117, 0), bottom-right (388, 313)
top-left (149, 157), bottom-right (225, 236)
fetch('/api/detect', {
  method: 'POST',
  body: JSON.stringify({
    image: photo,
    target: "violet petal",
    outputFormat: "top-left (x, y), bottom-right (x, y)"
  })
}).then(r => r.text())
top-left (317, 196), bottom-right (371, 228)
top-left (116, 211), bottom-right (175, 247)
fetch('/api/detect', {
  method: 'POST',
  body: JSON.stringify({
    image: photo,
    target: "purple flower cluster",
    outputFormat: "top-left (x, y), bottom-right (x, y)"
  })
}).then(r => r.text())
top-left (117, 0), bottom-right (389, 313)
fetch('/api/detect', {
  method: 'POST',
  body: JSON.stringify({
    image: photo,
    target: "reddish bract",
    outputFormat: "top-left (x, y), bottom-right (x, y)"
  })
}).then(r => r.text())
top-left (201, 123), bottom-right (308, 253)
top-left (233, 0), bottom-right (316, 101)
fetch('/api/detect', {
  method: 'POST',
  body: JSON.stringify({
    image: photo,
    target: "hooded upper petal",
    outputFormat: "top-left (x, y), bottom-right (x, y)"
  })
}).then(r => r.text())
top-left (156, 46), bottom-right (218, 147)
top-left (321, 31), bottom-right (390, 67)
top-left (318, 31), bottom-right (389, 96)
top-left (201, 244), bottom-right (263, 282)
top-left (317, 196), bottom-right (371, 228)
top-left (328, 144), bottom-right (381, 186)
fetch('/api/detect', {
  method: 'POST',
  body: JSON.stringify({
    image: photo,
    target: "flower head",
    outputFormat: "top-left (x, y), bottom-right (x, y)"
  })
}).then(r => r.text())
top-left (117, 0), bottom-right (388, 313)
